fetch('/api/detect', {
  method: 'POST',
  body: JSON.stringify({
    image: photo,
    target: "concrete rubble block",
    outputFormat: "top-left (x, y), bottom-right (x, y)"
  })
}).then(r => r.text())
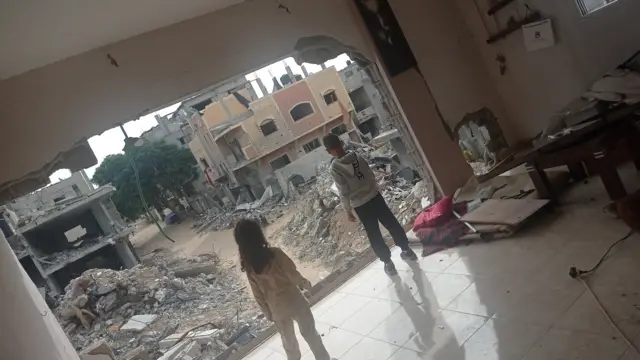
top-left (171, 262), bottom-right (216, 278)
top-left (123, 346), bottom-right (152, 360)
top-left (159, 340), bottom-right (201, 360)
top-left (120, 314), bottom-right (158, 332)
top-left (313, 217), bottom-right (329, 238)
top-left (175, 340), bottom-right (202, 360)
top-left (158, 340), bottom-right (189, 360)
top-left (159, 329), bottom-right (220, 350)
top-left (80, 355), bottom-right (113, 360)
top-left (81, 339), bottom-right (116, 358)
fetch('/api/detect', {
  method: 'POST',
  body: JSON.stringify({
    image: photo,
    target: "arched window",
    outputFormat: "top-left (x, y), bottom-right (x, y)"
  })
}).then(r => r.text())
top-left (259, 119), bottom-right (278, 136)
top-left (290, 102), bottom-right (314, 122)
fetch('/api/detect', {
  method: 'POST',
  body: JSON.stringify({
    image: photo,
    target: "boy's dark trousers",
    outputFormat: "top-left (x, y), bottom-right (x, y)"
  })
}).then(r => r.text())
top-left (353, 193), bottom-right (411, 262)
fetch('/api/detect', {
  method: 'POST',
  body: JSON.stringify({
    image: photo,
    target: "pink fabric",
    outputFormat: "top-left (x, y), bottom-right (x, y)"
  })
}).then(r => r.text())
top-left (412, 196), bottom-right (454, 231)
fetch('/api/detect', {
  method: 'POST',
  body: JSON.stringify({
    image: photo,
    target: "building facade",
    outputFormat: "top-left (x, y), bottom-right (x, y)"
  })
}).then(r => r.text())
top-left (185, 67), bottom-right (366, 201)
top-left (339, 62), bottom-right (391, 140)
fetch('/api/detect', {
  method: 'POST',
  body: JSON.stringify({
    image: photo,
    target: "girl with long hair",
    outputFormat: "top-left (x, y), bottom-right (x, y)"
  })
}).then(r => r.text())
top-left (234, 218), bottom-right (331, 360)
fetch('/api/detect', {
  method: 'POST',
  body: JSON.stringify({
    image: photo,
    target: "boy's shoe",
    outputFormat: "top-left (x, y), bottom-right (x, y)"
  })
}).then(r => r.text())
top-left (384, 261), bottom-right (398, 276)
top-left (400, 249), bottom-right (418, 261)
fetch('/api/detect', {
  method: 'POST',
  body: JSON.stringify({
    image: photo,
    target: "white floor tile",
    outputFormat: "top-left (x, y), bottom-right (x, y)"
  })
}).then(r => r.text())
top-left (340, 337), bottom-right (400, 360)
top-left (340, 298), bottom-right (400, 335)
top-left (522, 328), bottom-right (627, 360)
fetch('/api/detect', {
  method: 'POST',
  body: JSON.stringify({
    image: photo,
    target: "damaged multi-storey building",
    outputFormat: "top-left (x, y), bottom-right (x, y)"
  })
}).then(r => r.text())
top-left (1, 171), bottom-right (139, 295)
top-left (180, 64), bottom-right (395, 202)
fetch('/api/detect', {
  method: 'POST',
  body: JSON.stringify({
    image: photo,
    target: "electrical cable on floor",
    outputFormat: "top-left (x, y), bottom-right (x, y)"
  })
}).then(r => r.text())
top-left (568, 229), bottom-right (638, 355)
top-left (569, 229), bottom-right (633, 278)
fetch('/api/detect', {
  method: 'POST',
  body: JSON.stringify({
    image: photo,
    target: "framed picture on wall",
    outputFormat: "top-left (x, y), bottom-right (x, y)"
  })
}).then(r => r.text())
top-left (353, 0), bottom-right (417, 76)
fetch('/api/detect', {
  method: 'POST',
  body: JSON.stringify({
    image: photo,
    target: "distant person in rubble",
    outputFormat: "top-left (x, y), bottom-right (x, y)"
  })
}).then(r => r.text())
top-left (234, 219), bottom-right (332, 360)
top-left (323, 134), bottom-right (417, 275)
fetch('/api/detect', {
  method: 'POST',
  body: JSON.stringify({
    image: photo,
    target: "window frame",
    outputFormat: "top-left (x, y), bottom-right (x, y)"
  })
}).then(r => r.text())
top-left (302, 138), bottom-right (322, 153)
top-left (576, 0), bottom-right (618, 16)
top-left (330, 124), bottom-right (348, 136)
top-left (269, 154), bottom-right (292, 171)
top-left (259, 119), bottom-right (278, 136)
top-left (289, 102), bottom-right (315, 122)
top-left (323, 90), bottom-right (338, 105)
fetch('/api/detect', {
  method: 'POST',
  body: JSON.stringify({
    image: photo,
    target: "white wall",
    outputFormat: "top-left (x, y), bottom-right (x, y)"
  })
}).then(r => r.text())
top-left (389, 0), bottom-right (515, 142)
top-left (275, 146), bottom-right (333, 186)
top-left (455, 0), bottom-right (640, 139)
top-left (0, 231), bottom-right (80, 360)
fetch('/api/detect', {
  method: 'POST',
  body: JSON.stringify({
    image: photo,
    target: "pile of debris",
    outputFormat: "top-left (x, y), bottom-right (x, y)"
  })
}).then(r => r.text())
top-left (274, 157), bottom-right (430, 270)
top-left (193, 194), bottom-right (287, 234)
top-left (38, 236), bottom-right (111, 272)
top-left (55, 250), bottom-right (269, 359)
top-left (6, 234), bottom-right (29, 258)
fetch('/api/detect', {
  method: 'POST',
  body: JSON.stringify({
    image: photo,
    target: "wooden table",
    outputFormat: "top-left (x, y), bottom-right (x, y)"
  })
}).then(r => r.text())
top-left (524, 106), bottom-right (640, 201)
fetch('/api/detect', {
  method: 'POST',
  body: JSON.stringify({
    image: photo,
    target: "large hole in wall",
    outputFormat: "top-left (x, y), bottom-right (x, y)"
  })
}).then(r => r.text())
top-left (454, 107), bottom-right (509, 175)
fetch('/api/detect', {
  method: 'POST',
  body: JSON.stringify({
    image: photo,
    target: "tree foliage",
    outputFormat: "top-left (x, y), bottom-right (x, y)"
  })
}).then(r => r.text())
top-left (92, 141), bottom-right (198, 220)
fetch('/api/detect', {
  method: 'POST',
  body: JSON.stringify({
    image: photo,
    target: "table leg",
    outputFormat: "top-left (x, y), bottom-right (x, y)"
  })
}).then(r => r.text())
top-left (526, 161), bottom-right (555, 200)
top-left (623, 123), bottom-right (640, 170)
top-left (590, 151), bottom-right (627, 201)
top-left (567, 162), bottom-right (587, 182)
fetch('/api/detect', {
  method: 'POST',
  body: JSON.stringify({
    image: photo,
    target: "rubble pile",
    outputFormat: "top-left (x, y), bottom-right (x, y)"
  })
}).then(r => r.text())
top-left (6, 234), bottom-right (29, 258)
top-left (55, 250), bottom-right (269, 359)
top-left (38, 236), bottom-right (109, 271)
top-left (193, 197), bottom-right (287, 234)
top-left (274, 156), bottom-right (430, 269)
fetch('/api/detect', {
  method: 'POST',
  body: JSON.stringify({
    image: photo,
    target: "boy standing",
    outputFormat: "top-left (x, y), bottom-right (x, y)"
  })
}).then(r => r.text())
top-left (323, 134), bottom-right (417, 275)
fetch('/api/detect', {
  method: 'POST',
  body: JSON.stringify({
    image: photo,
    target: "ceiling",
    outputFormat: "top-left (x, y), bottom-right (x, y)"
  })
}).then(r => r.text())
top-left (0, 0), bottom-right (245, 79)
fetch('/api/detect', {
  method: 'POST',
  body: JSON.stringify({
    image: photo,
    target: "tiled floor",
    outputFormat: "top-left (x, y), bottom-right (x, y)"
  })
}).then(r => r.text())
top-left (243, 171), bottom-right (640, 360)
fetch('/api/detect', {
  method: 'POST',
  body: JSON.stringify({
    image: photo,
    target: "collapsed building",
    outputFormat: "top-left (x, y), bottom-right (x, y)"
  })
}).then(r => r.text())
top-left (1, 171), bottom-right (138, 295)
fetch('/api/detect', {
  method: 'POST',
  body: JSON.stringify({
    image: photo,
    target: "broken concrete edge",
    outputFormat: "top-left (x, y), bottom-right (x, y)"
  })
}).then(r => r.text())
top-left (80, 339), bottom-right (116, 358)
top-left (224, 247), bottom-right (379, 360)
top-left (171, 262), bottom-right (216, 278)
top-left (123, 346), bottom-right (151, 360)
top-left (159, 329), bottom-right (220, 350)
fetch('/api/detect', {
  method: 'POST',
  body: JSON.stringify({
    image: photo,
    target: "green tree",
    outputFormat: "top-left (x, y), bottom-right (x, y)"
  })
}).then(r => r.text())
top-left (92, 141), bottom-right (198, 220)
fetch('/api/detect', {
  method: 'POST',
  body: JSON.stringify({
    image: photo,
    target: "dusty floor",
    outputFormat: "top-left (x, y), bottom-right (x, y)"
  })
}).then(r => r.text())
top-left (243, 165), bottom-right (640, 360)
top-left (130, 210), bottom-right (328, 284)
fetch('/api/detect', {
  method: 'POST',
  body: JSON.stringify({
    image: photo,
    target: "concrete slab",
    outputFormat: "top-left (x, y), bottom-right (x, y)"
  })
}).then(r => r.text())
top-left (80, 339), bottom-right (115, 358)
top-left (174, 341), bottom-right (201, 360)
top-left (171, 263), bottom-right (216, 278)
top-left (159, 329), bottom-right (219, 350)
top-left (123, 346), bottom-right (151, 360)
top-left (159, 340), bottom-right (200, 360)
top-left (120, 314), bottom-right (158, 332)
top-left (80, 355), bottom-right (113, 360)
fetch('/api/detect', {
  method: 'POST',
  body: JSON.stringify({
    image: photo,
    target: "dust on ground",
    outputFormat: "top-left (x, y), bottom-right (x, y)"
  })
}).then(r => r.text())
top-left (130, 214), bottom-right (327, 284)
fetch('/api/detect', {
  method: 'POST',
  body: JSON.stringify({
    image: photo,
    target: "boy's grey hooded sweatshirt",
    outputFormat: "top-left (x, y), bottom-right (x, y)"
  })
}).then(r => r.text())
top-left (330, 151), bottom-right (379, 213)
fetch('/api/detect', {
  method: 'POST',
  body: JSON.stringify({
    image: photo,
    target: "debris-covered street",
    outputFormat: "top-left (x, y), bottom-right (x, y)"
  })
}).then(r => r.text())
top-left (51, 140), bottom-right (431, 360)
top-left (56, 246), bottom-right (270, 360)
top-left (56, 212), bottom-right (329, 359)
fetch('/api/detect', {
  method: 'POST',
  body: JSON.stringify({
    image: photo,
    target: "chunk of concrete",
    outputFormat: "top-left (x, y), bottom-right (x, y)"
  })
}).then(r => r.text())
top-left (81, 339), bottom-right (115, 358)
top-left (159, 329), bottom-right (219, 350)
top-left (80, 355), bottom-right (113, 360)
top-left (120, 314), bottom-right (158, 332)
top-left (123, 346), bottom-right (151, 360)
top-left (174, 340), bottom-right (201, 360)
top-left (171, 263), bottom-right (216, 278)
top-left (159, 340), bottom-right (201, 360)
